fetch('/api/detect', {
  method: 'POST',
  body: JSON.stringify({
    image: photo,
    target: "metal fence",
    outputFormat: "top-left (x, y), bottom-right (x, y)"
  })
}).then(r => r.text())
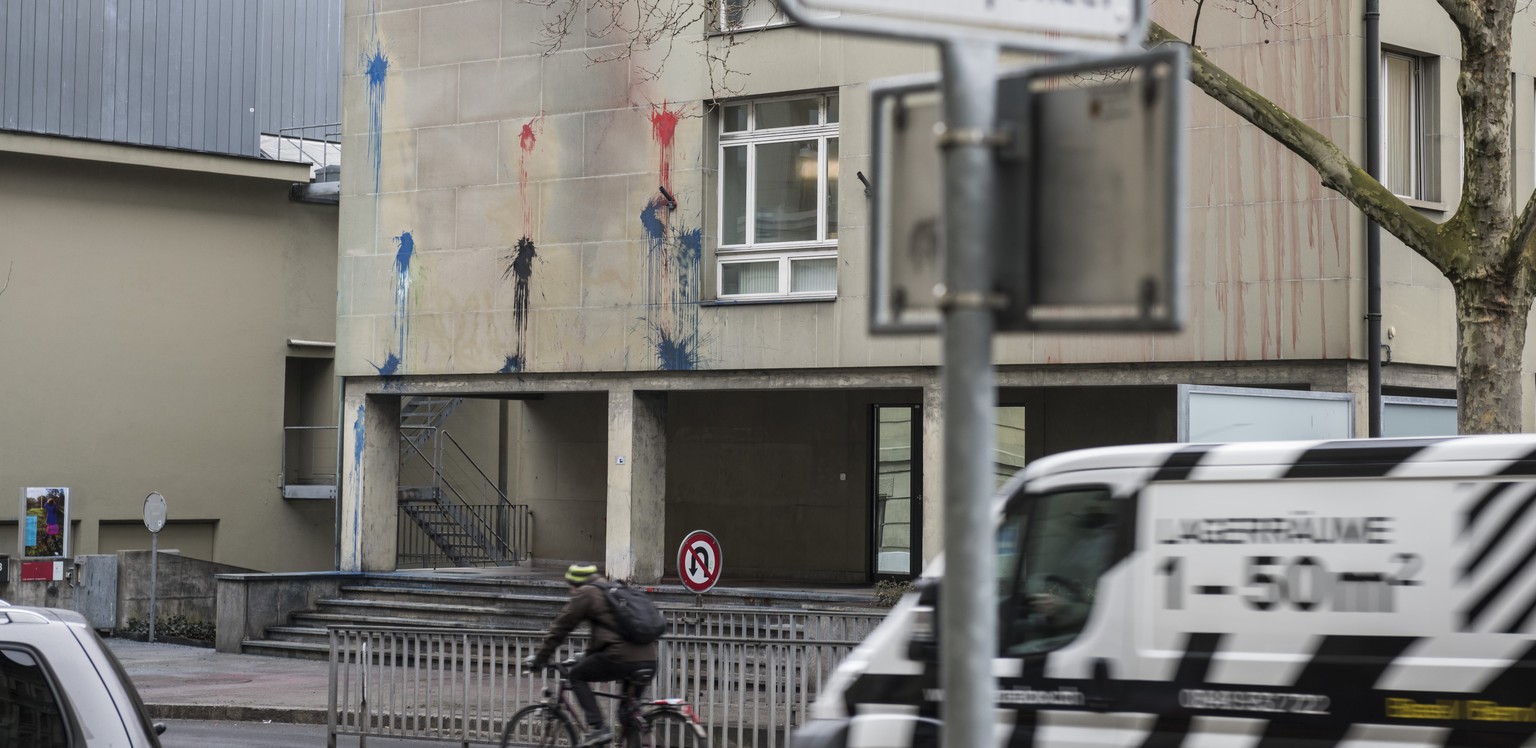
top-left (327, 616), bottom-right (881, 747)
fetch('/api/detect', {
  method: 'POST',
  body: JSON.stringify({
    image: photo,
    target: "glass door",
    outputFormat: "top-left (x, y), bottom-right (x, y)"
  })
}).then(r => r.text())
top-left (872, 405), bottom-right (921, 578)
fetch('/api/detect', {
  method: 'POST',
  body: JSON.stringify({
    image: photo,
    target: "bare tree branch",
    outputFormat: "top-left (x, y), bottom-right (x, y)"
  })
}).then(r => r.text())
top-left (522, 0), bottom-right (755, 95)
top-left (1147, 23), bottom-right (1444, 268)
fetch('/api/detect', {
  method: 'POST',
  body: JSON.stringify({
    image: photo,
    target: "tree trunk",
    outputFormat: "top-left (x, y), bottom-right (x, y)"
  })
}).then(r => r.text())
top-left (1454, 277), bottom-right (1530, 433)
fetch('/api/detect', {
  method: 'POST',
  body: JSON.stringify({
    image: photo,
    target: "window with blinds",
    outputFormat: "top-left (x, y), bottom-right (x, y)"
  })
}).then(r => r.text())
top-left (714, 0), bottom-right (792, 31)
top-left (1382, 51), bottom-right (1440, 202)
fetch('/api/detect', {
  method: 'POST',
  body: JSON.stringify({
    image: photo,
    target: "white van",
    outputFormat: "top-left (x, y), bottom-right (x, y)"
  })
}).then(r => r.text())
top-left (795, 435), bottom-right (1536, 748)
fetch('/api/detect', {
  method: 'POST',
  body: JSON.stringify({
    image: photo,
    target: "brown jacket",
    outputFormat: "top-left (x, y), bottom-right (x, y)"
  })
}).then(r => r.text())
top-left (534, 577), bottom-right (658, 663)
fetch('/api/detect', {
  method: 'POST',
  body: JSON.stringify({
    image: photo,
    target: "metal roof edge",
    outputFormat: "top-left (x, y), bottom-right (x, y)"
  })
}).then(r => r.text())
top-left (0, 130), bottom-right (312, 183)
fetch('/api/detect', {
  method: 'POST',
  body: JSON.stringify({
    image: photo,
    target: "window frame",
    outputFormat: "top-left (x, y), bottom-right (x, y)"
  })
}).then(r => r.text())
top-left (716, 91), bottom-right (840, 300)
top-left (713, 0), bottom-right (793, 32)
top-left (1381, 48), bottom-right (1440, 203)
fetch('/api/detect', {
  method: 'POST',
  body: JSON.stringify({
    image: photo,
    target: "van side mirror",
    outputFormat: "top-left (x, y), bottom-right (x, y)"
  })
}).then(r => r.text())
top-left (906, 578), bottom-right (940, 662)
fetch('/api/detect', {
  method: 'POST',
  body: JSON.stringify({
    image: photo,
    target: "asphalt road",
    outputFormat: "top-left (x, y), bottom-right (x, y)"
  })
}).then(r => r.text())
top-left (158, 718), bottom-right (488, 748)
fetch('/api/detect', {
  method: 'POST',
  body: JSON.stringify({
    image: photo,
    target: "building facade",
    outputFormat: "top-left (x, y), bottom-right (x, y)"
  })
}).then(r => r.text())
top-left (337, 0), bottom-right (1536, 582)
top-left (0, 0), bottom-right (344, 572)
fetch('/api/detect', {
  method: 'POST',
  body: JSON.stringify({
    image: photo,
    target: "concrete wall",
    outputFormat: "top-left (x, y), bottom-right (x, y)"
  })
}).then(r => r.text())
top-left (333, 0), bottom-right (1449, 381)
top-left (114, 550), bottom-right (257, 629)
top-left (216, 572), bottom-right (345, 653)
top-left (0, 133), bottom-right (339, 572)
top-left (515, 393), bottom-right (609, 567)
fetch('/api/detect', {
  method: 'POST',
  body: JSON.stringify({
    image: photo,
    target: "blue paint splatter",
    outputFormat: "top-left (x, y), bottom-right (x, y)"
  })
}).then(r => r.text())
top-left (501, 236), bottom-right (537, 372)
top-left (640, 200), bottom-right (666, 242)
top-left (655, 332), bottom-right (699, 371)
top-left (351, 403), bottom-right (366, 563)
top-left (391, 231), bottom-right (414, 369)
top-left (641, 196), bottom-right (703, 370)
top-left (372, 352), bottom-right (401, 376)
top-left (363, 43), bottom-right (389, 194)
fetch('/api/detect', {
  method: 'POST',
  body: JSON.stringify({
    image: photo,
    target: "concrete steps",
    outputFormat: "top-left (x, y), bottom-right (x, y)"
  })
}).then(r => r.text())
top-left (238, 572), bottom-right (879, 660)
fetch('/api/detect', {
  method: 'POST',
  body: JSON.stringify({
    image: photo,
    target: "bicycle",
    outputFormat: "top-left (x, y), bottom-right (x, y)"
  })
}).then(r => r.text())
top-left (501, 658), bottom-right (710, 748)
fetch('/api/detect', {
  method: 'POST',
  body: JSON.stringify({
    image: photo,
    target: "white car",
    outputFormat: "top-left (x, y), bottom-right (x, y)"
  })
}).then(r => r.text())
top-left (0, 605), bottom-right (165, 746)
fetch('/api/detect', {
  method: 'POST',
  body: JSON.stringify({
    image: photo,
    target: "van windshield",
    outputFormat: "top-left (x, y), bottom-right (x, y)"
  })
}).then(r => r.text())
top-left (998, 488), bottom-right (1123, 655)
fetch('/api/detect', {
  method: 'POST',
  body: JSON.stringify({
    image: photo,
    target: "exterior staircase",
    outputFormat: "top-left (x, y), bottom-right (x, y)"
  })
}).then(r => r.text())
top-left (236, 573), bottom-right (879, 659)
top-left (399, 396), bottom-right (462, 456)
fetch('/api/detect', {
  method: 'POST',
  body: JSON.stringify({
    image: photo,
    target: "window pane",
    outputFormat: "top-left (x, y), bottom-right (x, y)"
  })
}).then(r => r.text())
top-left (723, 104), bottom-right (748, 133)
top-left (791, 257), bottom-right (836, 293)
top-left (722, 145), bottom-right (748, 245)
top-left (1384, 55), bottom-right (1416, 197)
top-left (754, 139), bottom-right (819, 243)
top-left (0, 646), bottom-right (69, 746)
top-left (756, 97), bottom-right (819, 129)
top-left (720, 0), bottom-right (745, 30)
top-left (1001, 489), bottom-right (1122, 656)
top-left (826, 138), bottom-right (839, 240)
top-left (722, 261), bottom-right (780, 294)
top-left (828, 94), bottom-right (839, 123)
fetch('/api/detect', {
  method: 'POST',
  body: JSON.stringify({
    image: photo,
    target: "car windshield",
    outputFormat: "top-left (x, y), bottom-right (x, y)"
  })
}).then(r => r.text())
top-left (999, 488), bottom-right (1124, 655)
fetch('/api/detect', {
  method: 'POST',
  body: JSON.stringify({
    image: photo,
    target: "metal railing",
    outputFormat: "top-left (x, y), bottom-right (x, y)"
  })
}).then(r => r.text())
top-left (281, 425), bottom-right (338, 495)
top-left (274, 122), bottom-right (341, 177)
top-left (328, 623), bottom-right (873, 748)
top-left (398, 429), bottom-right (530, 567)
top-left (663, 607), bottom-right (880, 641)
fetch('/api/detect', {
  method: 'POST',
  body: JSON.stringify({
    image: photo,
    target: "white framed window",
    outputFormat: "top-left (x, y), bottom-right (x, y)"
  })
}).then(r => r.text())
top-left (718, 92), bottom-right (840, 299)
top-left (714, 0), bottom-right (791, 32)
top-left (1382, 50), bottom-right (1440, 202)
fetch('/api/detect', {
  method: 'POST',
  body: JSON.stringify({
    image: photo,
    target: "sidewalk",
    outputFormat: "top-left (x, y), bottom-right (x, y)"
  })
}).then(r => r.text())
top-left (108, 638), bottom-right (333, 724)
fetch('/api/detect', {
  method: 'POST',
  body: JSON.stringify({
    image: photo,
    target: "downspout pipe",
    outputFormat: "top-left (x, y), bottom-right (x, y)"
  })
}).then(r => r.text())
top-left (1366, 0), bottom-right (1383, 437)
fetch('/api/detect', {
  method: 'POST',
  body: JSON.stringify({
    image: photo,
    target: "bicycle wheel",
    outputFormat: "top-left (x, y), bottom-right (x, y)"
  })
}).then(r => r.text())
top-left (502, 704), bottom-right (581, 748)
top-left (639, 709), bottom-right (709, 748)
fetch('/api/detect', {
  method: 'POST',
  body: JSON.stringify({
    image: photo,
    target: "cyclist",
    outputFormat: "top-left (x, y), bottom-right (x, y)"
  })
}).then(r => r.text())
top-left (524, 563), bottom-right (658, 746)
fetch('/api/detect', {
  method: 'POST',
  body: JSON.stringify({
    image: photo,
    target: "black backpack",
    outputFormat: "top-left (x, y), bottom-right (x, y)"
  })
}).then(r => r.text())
top-left (596, 581), bottom-right (666, 645)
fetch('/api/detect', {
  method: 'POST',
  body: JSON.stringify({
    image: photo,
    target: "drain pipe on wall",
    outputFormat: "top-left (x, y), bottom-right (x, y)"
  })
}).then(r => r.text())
top-left (1366, 0), bottom-right (1383, 437)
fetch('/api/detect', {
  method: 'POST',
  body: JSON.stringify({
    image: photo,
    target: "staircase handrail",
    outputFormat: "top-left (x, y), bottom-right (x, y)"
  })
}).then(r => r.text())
top-left (401, 438), bottom-right (513, 563)
top-left (440, 430), bottom-right (514, 509)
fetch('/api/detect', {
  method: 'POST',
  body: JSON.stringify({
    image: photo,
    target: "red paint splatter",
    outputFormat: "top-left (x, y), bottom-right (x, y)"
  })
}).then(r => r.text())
top-left (517, 115), bottom-right (543, 234)
top-left (650, 101), bottom-right (682, 190)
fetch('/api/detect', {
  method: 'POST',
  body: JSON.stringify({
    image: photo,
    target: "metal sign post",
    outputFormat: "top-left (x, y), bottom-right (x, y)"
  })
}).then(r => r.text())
top-left (933, 40), bottom-right (1000, 748)
top-left (778, 3), bottom-right (1157, 747)
top-left (143, 493), bottom-right (166, 643)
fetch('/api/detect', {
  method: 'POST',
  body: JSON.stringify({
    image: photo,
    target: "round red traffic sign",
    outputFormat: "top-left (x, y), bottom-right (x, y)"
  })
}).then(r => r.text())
top-left (677, 530), bottom-right (722, 593)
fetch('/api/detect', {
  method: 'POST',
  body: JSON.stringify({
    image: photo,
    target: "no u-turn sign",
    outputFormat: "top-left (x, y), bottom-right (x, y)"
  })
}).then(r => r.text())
top-left (677, 530), bottom-right (722, 593)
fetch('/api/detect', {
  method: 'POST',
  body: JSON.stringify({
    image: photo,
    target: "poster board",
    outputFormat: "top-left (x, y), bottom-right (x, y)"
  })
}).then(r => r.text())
top-left (20, 487), bottom-right (70, 560)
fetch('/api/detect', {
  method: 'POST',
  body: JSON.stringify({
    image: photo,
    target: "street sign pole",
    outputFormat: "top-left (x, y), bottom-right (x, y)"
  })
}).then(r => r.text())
top-left (937, 40), bottom-right (999, 748)
top-left (143, 493), bottom-right (167, 644)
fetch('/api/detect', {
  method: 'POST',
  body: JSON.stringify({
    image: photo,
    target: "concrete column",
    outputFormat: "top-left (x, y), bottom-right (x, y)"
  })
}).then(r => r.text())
top-left (339, 388), bottom-right (401, 572)
top-left (1344, 362), bottom-right (1371, 438)
top-left (922, 382), bottom-right (944, 566)
top-left (606, 389), bottom-right (667, 583)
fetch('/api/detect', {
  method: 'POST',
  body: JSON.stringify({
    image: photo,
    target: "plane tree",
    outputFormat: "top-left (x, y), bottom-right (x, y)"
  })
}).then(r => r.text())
top-left (1152, 0), bottom-right (1531, 433)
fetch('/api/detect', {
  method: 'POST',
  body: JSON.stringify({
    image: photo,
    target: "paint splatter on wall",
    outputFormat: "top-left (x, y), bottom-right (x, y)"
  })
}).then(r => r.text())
top-left (371, 230), bottom-right (414, 376)
top-left (501, 116), bottom-right (542, 373)
top-left (351, 403), bottom-right (366, 558)
top-left (650, 102), bottom-right (680, 188)
top-left (362, 3), bottom-right (389, 195)
top-left (501, 236), bottom-right (537, 373)
top-left (641, 102), bottom-right (704, 371)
